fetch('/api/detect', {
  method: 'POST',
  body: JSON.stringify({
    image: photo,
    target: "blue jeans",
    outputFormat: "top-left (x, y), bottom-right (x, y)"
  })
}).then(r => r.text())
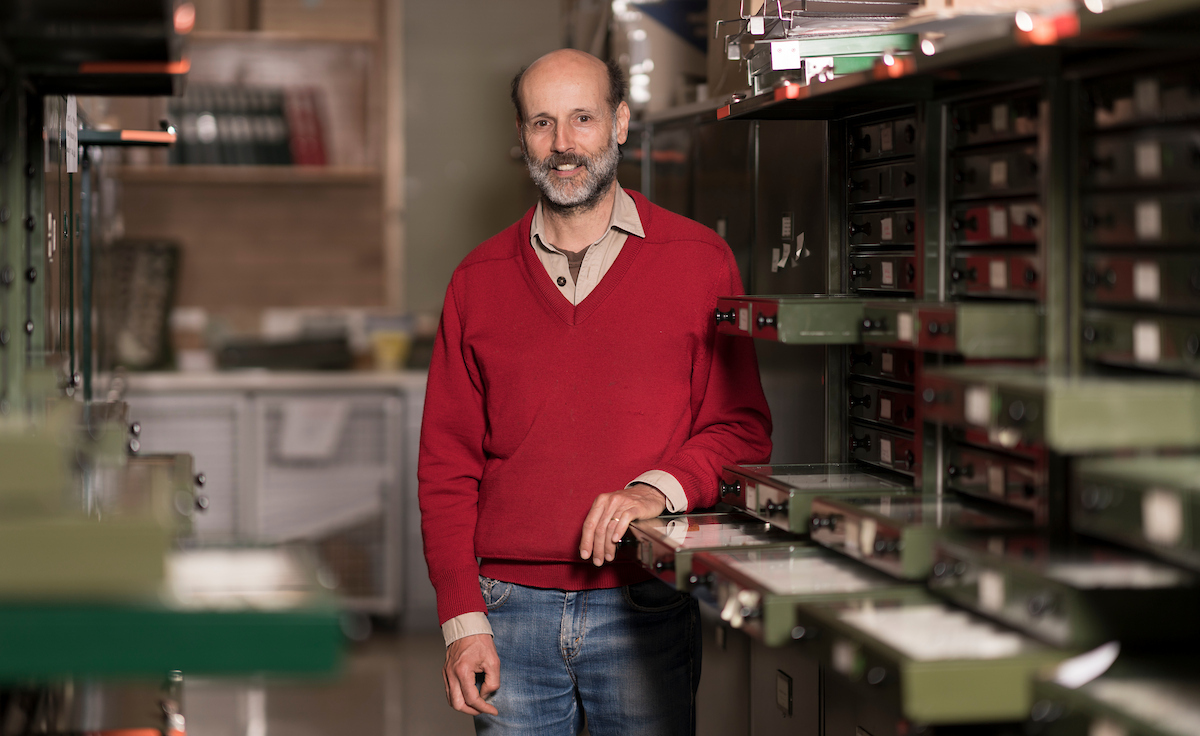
top-left (475, 575), bottom-right (701, 736)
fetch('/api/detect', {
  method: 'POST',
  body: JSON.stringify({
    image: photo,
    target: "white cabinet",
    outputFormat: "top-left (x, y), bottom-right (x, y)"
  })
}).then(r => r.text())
top-left (123, 372), bottom-right (426, 620)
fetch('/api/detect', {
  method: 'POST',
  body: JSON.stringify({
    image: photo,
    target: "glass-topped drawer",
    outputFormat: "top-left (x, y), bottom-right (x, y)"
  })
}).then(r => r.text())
top-left (719, 463), bottom-right (910, 533)
top-left (693, 545), bottom-right (915, 646)
top-left (810, 494), bottom-right (1030, 580)
top-left (788, 591), bottom-right (1064, 724)
top-left (1033, 658), bottom-right (1200, 736)
top-left (921, 366), bottom-right (1200, 452)
top-left (1074, 456), bottom-right (1200, 573)
top-left (930, 533), bottom-right (1198, 649)
top-left (714, 295), bottom-right (866, 343)
top-left (861, 301), bottom-right (1042, 358)
top-left (1082, 310), bottom-right (1200, 377)
top-left (628, 512), bottom-right (799, 590)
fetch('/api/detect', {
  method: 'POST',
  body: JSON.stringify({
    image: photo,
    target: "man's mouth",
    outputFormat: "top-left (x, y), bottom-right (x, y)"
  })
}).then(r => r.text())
top-left (555, 164), bottom-right (579, 172)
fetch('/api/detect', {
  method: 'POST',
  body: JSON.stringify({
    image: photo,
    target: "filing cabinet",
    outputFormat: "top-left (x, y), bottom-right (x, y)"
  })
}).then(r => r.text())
top-left (1073, 456), bottom-right (1200, 573)
top-left (1030, 659), bottom-right (1200, 736)
top-left (786, 591), bottom-right (1064, 724)
top-left (1083, 254), bottom-right (1200, 311)
top-left (930, 534), bottom-right (1200, 648)
top-left (808, 495), bottom-right (1030, 580)
top-left (628, 512), bottom-right (798, 590)
top-left (718, 464), bottom-right (909, 534)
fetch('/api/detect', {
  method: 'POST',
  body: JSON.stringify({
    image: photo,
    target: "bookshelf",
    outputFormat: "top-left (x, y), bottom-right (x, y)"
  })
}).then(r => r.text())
top-left (102, 0), bottom-right (405, 335)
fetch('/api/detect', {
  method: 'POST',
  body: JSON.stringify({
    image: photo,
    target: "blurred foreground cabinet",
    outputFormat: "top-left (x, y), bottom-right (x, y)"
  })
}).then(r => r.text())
top-left (123, 370), bottom-right (429, 621)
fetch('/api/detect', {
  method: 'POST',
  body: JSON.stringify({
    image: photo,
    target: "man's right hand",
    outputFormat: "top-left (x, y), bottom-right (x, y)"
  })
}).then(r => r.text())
top-left (443, 633), bottom-right (500, 716)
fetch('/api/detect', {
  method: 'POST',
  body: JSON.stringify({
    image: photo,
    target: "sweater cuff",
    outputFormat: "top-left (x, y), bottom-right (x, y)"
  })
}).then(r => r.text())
top-left (442, 612), bottom-right (493, 647)
top-left (628, 471), bottom-right (687, 513)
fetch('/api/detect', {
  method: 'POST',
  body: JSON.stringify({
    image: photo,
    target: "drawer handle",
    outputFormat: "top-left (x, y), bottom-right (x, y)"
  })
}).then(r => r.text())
top-left (850, 351), bottom-right (873, 367)
top-left (848, 178), bottom-right (867, 192)
top-left (850, 435), bottom-right (872, 451)
top-left (1025, 267), bottom-right (1038, 284)
top-left (902, 171), bottom-right (916, 186)
top-left (853, 133), bottom-right (872, 153)
top-left (946, 463), bottom-right (975, 479)
top-left (848, 220), bottom-right (872, 236)
top-left (849, 394), bottom-right (872, 409)
top-left (904, 124), bottom-right (916, 144)
top-left (906, 450), bottom-right (916, 467)
top-left (850, 265), bottom-right (873, 281)
top-left (719, 480), bottom-right (741, 499)
top-left (756, 312), bottom-right (777, 330)
top-left (927, 321), bottom-right (953, 335)
top-left (905, 219), bottom-right (916, 234)
top-left (951, 215), bottom-right (978, 232)
top-left (907, 263), bottom-right (917, 283)
top-left (1025, 212), bottom-right (1040, 229)
top-left (1027, 593), bottom-right (1056, 617)
top-left (810, 514), bottom-right (839, 531)
top-left (950, 266), bottom-right (977, 283)
top-left (762, 498), bottom-right (789, 515)
top-left (714, 307), bottom-right (736, 325)
top-left (861, 318), bottom-right (885, 331)
top-left (653, 559), bottom-right (675, 573)
top-left (953, 169), bottom-right (976, 184)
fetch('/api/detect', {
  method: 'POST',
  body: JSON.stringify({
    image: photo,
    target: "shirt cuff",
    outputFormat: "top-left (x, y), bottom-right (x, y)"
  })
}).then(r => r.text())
top-left (441, 612), bottom-right (493, 647)
top-left (627, 470), bottom-right (688, 513)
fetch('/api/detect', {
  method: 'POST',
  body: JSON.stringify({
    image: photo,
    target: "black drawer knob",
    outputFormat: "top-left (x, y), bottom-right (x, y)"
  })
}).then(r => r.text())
top-left (904, 124), bottom-right (916, 143)
top-left (907, 263), bottom-right (916, 283)
top-left (861, 318), bottom-right (884, 331)
top-left (849, 394), bottom-right (872, 409)
top-left (951, 215), bottom-right (978, 232)
top-left (756, 312), bottom-right (777, 330)
top-left (867, 667), bottom-right (887, 686)
top-left (850, 435), bottom-right (872, 451)
top-left (850, 265), bottom-right (872, 281)
top-left (1025, 268), bottom-right (1038, 284)
top-left (850, 351), bottom-right (873, 367)
top-left (848, 220), bottom-right (872, 236)
top-left (714, 307), bottom-right (736, 325)
top-left (719, 480), bottom-right (740, 499)
top-left (653, 559), bottom-right (675, 573)
top-left (848, 178), bottom-right (867, 192)
top-left (906, 450), bottom-right (916, 467)
top-left (1025, 213), bottom-right (1039, 229)
top-left (905, 219), bottom-right (915, 234)
top-left (902, 171), bottom-right (916, 186)
top-left (763, 498), bottom-right (790, 515)
top-left (947, 463), bottom-right (975, 479)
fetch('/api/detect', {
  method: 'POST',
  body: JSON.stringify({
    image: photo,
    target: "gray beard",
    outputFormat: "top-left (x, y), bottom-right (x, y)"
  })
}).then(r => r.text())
top-left (524, 124), bottom-right (621, 215)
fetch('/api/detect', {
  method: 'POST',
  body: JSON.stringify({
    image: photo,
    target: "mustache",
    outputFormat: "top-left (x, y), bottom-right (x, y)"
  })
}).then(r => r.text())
top-left (539, 152), bottom-right (588, 170)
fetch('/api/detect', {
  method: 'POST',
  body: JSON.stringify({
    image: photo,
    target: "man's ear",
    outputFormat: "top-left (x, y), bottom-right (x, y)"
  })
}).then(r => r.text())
top-left (615, 101), bottom-right (631, 146)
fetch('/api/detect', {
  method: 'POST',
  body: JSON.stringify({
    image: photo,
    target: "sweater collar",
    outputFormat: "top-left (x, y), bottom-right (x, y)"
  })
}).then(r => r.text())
top-left (517, 188), bottom-right (653, 326)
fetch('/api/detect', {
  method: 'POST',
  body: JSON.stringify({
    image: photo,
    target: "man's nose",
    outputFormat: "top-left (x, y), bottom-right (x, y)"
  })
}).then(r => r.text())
top-left (552, 124), bottom-right (574, 153)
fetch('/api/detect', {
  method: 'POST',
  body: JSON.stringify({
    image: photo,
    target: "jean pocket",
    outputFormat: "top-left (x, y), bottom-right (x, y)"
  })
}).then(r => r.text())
top-left (478, 575), bottom-right (514, 611)
top-left (622, 578), bottom-right (689, 613)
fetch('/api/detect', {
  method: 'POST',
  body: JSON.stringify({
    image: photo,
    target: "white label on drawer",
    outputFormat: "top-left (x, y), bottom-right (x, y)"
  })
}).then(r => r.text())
top-left (1135, 199), bottom-right (1162, 241)
top-left (989, 206), bottom-right (1009, 239)
top-left (1143, 489), bottom-right (1183, 546)
top-left (987, 464), bottom-right (1005, 497)
top-left (898, 312), bottom-right (914, 343)
top-left (745, 482), bottom-right (758, 514)
top-left (989, 259), bottom-right (1009, 290)
top-left (1135, 139), bottom-right (1162, 180)
top-left (738, 307), bottom-right (750, 333)
top-left (965, 385), bottom-right (991, 427)
top-left (861, 518), bottom-right (878, 555)
top-left (1134, 78), bottom-right (1160, 117)
top-left (880, 123), bottom-right (894, 152)
top-left (1134, 261), bottom-right (1161, 301)
top-left (880, 217), bottom-right (894, 241)
top-left (832, 640), bottom-right (859, 677)
top-left (749, 15), bottom-right (766, 34)
top-left (881, 351), bottom-right (894, 374)
top-left (771, 247), bottom-right (781, 273)
top-left (879, 437), bottom-right (893, 465)
top-left (990, 159), bottom-right (1009, 189)
top-left (1134, 320), bottom-right (1161, 363)
top-left (879, 397), bottom-right (893, 420)
top-left (845, 519), bottom-right (861, 553)
top-left (881, 261), bottom-right (895, 286)
top-left (992, 104), bottom-right (1009, 133)
top-left (978, 569), bottom-right (1005, 612)
top-left (1091, 718), bottom-right (1128, 736)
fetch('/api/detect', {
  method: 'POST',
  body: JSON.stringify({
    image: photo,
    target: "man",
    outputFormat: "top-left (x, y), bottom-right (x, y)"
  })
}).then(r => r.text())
top-left (419, 48), bottom-right (771, 735)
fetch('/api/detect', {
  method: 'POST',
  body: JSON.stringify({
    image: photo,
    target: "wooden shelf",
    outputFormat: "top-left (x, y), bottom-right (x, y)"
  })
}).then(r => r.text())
top-left (189, 30), bottom-right (380, 45)
top-left (114, 165), bottom-right (381, 185)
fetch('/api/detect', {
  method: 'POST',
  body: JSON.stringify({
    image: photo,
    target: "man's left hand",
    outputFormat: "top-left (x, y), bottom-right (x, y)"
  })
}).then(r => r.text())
top-left (579, 484), bottom-right (666, 567)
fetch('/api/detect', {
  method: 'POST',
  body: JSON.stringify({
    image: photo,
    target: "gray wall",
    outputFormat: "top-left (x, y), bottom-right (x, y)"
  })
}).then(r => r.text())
top-left (404, 0), bottom-right (563, 315)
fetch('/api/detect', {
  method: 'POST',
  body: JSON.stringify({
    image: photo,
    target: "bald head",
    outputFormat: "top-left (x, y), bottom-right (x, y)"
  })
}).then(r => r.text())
top-left (511, 49), bottom-right (626, 126)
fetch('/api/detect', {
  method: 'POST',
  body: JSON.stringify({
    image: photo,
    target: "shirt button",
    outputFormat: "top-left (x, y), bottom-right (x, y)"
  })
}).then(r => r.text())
top-left (557, 276), bottom-right (567, 287)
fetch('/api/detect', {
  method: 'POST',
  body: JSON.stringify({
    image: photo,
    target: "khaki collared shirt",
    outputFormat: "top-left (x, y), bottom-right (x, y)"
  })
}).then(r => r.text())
top-left (441, 188), bottom-right (688, 647)
top-left (529, 187), bottom-right (645, 305)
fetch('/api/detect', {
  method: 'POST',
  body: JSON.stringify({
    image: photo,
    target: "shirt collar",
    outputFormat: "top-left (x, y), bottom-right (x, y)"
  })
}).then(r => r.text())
top-left (530, 186), bottom-right (646, 254)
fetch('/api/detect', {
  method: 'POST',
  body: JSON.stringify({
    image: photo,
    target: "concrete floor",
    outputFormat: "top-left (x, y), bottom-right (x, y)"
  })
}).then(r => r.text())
top-left (184, 631), bottom-right (475, 736)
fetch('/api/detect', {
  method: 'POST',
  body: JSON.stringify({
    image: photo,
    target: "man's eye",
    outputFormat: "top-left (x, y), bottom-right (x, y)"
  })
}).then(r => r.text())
top-left (578, 116), bottom-right (591, 123)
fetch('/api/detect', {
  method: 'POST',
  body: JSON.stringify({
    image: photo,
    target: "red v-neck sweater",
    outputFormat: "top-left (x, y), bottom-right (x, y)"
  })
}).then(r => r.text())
top-left (418, 190), bottom-right (772, 624)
